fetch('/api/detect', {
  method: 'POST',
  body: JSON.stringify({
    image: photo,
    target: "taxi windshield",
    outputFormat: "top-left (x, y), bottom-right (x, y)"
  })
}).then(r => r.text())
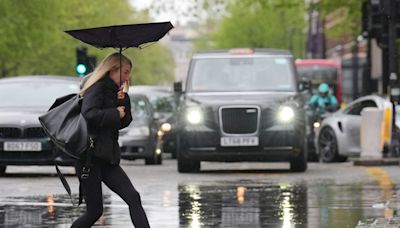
top-left (189, 57), bottom-right (295, 92)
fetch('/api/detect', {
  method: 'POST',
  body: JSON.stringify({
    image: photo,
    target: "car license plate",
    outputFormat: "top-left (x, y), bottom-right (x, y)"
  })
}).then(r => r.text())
top-left (220, 137), bottom-right (259, 147)
top-left (3, 142), bottom-right (42, 151)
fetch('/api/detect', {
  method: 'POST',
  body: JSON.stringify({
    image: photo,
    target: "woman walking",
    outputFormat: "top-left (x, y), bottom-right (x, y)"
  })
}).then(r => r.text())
top-left (72, 52), bottom-right (150, 228)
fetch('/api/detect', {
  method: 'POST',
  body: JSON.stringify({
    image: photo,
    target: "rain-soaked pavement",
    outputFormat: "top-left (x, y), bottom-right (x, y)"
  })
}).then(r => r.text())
top-left (0, 161), bottom-right (399, 227)
top-left (0, 182), bottom-right (399, 227)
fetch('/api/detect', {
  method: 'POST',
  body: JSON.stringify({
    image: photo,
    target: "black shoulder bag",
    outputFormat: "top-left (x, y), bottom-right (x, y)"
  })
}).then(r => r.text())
top-left (39, 93), bottom-right (94, 206)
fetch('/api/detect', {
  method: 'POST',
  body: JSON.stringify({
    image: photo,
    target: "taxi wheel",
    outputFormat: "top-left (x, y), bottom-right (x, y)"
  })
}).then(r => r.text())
top-left (176, 135), bottom-right (200, 173)
top-left (290, 139), bottom-right (307, 172)
top-left (318, 126), bottom-right (342, 163)
top-left (0, 165), bottom-right (6, 176)
top-left (307, 133), bottom-right (319, 162)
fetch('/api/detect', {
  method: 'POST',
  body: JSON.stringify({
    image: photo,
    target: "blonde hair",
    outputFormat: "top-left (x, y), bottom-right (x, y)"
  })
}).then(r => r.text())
top-left (80, 52), bottom-right (132, 96)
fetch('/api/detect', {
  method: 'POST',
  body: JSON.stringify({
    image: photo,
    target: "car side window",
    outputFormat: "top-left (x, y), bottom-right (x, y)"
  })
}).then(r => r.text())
top-left (152, 96), bottom-right (175, 113)
top-left (131, 97), bottom-right (150, 117)
top-left (345, 100), bottom-right (377, 115)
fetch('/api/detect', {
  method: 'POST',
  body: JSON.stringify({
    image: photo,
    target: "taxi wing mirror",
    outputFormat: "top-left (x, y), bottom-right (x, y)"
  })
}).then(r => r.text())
top-left (173, 81), bottom-right (183, 93)
top-left (298, 80), bottom-right (311, 92)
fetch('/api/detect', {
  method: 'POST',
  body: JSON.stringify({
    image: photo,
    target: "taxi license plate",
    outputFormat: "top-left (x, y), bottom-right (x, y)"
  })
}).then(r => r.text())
top-left (3, 142), bottom-right (42, 151)
top-left (220, 137), bottom-right (259, 147)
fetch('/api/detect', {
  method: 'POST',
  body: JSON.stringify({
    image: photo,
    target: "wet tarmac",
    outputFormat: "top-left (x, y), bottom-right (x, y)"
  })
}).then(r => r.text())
top-left (0, 180), bottom-right (398, 228)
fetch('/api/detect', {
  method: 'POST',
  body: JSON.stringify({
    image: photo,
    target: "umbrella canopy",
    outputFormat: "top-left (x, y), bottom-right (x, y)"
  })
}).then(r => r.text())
top-left (65, 21), bottom-right (173, 86)
top-left (65, 22), bottom-right (174, 49)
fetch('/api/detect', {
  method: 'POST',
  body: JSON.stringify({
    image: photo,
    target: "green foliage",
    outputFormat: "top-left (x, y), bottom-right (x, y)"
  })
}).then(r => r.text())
top-left (128, 43), bottom-right (176, 85)
top-left (316, 0), bottom-right (362, 39)
top-left (207, 0), bottom-right (306, 58)
top-left (0, 0), bottom-right (175, 85)
top-left (192, 0), bottom-right (361, 57)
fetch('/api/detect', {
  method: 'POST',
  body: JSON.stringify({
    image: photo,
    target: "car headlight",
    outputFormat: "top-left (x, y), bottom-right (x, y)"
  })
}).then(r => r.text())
top-left (127, 126), bottom-right (150, 136)
top-left (277, 106), bottom-right (295, 123)
top-left (313, 121), bottom-right (321, 128)
top-left (186, 108), bottom-right (203, 124)
top-left (161, 122), bottom-right (172, 132)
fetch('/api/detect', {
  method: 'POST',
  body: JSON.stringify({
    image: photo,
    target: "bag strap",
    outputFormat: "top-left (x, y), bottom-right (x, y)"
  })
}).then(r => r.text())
top-left (80, 137), bottom-right (94, 179)
top-left (55, 136), bottom-right (95, 207)
top-left (78, 136), bottom-right (95, 205)
top-left (55, 163), bottom-right (75, 206)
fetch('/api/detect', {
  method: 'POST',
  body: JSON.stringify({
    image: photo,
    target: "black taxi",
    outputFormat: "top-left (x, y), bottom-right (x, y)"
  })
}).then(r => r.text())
top-left (174, 48), bottom-right (308, 173)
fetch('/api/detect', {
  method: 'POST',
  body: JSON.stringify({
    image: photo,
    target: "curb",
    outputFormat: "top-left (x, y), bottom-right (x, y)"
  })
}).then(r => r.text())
top-left (352, 158), bottom-right (400, 166)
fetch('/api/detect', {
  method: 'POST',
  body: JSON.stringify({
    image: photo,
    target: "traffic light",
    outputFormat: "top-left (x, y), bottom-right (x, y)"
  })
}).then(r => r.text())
top-left (76, 46), bottom-right (97, 76)
top-left (76, 46), bottom-right (88, 76)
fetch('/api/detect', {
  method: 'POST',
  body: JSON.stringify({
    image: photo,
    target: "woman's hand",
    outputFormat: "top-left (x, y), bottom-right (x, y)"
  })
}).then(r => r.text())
top-left (117, 89), bottom-right (125, 100)
top-left (117, 106), bottom-right (126, 119)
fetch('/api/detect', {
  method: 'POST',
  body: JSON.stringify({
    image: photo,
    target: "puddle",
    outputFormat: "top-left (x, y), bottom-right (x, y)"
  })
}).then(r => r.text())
top-left (0, 194), bottom-right (122, 227)
top-left (178, 182), bottom-right (306, 227)
top-left (178, 181), bottom-right (398, 228)
top-left (0, 181), bottom-right (397, 227)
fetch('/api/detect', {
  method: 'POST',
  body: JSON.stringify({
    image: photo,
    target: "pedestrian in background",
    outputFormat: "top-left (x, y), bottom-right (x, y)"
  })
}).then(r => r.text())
top-left (72, 52), bottom-right (150, 228)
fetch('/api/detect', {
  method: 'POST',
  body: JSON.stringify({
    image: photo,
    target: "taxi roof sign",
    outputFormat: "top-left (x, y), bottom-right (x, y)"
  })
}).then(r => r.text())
top-left (229, 48), bottom-right (254, 55)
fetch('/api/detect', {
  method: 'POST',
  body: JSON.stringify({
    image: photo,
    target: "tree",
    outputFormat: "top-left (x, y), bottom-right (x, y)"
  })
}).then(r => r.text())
top-left (128, 44), bottom-right (175, 85)
top-left (200, 0), bottom-right (307, 58)
top-left (316, 0), bottom-right (363, 40)
top-left (0, 0), bottom-right (175, 85)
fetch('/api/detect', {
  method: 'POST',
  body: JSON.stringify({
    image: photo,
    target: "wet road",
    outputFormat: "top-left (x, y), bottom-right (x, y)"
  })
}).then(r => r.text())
top-left (0, 158), bottom-right (399, 227)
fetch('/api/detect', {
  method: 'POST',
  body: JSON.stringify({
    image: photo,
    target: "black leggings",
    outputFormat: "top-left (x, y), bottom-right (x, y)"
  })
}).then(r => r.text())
top-left (71, 159), bottom-right (150, 228)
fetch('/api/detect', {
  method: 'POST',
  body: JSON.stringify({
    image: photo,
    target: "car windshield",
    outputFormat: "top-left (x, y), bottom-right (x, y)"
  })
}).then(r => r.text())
top-left (148, 95), bottom-right (175, 113)
top-left (297, 65), bottom-right (337, 82)
top-left (130, 96), bottom-right (150, 118)
top-left (0, 81), bottom-right (79, 108)
top-left (189, 57), bottom-right (295, 92)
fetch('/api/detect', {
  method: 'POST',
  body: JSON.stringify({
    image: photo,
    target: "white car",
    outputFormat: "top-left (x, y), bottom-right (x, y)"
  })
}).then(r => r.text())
top-left (316, 95), bottom-right (395, 162)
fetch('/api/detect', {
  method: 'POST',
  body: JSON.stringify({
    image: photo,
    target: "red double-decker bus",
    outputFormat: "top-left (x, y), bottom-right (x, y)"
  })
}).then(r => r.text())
top-left (295, 59), bottom-right (342, 105)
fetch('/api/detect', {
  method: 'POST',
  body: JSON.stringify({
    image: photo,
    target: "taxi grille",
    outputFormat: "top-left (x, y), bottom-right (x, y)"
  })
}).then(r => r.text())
top-left (220, 107), bottom-right (259, 134)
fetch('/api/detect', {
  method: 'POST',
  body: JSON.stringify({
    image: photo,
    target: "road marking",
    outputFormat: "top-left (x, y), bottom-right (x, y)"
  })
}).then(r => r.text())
top-left (365, 167), bottom-right (395, 219)
top-left (365, 167), bottom-right (394, 191)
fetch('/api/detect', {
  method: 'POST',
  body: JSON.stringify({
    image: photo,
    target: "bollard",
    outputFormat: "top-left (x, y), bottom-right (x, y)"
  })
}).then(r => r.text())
top-left (360, 107), bottom-right (384, 158)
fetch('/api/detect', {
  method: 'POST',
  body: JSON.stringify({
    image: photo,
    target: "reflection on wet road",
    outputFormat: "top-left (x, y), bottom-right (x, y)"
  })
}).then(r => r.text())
top-left (178, 181), bottom-right (398, 228)
top-left (0, 180), bottom-right (397, 227)
top-left (178, 182), bottom-right (307, 228)
top-left (0, 194), bottom-right (136, 227)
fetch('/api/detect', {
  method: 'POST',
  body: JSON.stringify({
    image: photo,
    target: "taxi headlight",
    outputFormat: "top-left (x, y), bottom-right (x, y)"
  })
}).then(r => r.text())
top-left (127, 126), bottom-right (150, 136)
top-left (277, 106), bottom-right (295, 123)
top-left (186, 108), bottom-right (203, 124)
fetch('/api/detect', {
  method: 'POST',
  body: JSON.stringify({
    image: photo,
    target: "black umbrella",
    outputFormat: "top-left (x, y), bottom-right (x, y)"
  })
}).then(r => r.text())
top-left (65, 21), bottom-right (174, 85)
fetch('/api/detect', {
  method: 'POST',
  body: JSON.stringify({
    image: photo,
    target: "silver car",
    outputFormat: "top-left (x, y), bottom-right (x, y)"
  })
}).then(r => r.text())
top-left (316, 95), bottom-right (394, 162)
top-left (0, 76), bottom-right (80, 175)
top-left (119, 93), bottom-right (162, 165)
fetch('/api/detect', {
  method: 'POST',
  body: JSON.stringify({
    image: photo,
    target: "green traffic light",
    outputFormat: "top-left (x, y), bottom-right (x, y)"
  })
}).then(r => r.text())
top-left (76, 64), bottom-right (87, 75)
